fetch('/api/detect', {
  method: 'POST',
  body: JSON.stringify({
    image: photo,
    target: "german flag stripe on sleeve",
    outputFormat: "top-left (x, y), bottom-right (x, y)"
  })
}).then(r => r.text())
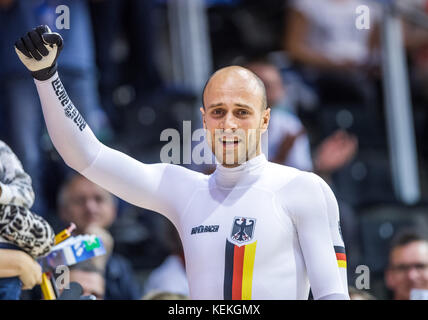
top-left (334, 246), bottom-right (347, 268)
top-left (224, 240), bottom-right (257, 300)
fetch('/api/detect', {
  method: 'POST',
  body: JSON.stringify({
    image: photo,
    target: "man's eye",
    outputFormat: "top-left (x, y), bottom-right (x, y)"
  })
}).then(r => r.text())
top-left (236, 109), bottom-right (249, 116)
top-left (212, 109), bottom-right (224, 116)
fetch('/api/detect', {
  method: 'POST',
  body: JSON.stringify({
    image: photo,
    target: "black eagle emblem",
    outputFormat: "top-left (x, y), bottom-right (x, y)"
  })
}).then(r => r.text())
top-left (231, 217), bottom-right (256, 244)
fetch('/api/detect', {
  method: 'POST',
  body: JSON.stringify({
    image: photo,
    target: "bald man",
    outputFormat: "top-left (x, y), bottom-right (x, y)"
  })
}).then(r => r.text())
top-left (14, 26), bottom-right (349, 300)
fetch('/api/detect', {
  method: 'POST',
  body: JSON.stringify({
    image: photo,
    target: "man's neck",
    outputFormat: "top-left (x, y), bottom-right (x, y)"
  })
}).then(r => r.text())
top-left (217, 147), bottom-right (261, 168)
top-left (214, 153), bottom-right (267, 188)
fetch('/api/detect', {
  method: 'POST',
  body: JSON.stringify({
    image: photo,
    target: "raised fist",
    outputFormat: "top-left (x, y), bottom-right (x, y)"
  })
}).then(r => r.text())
top-left (15, 25), bottom-right (63, 81)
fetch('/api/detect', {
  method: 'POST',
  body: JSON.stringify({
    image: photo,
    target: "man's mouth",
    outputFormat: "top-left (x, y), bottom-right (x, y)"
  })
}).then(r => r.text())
top-left (219, 137), bottom-right (242, 147)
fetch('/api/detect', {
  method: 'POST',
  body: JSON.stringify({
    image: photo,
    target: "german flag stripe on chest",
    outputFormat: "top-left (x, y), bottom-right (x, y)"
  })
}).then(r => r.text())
top-left (224, 240), bottom-right (257, 300)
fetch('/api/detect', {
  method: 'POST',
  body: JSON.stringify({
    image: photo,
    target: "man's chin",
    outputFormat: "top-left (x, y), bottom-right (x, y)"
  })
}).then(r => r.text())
top-left (213, 152), bottom-right (247, 167)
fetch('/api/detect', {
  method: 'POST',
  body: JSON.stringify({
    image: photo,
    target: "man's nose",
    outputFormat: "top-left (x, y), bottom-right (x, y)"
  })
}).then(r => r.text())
top-left (407, 268), bottom-right (420, 282)
top-left (222, 112), bottom-right (238, 131)
top-left (84, 197), bottom-right (98, 213)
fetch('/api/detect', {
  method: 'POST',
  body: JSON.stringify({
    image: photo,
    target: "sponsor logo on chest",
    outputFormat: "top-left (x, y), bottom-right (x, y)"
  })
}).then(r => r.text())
top-left (191, 224), bottom-right (220, 235)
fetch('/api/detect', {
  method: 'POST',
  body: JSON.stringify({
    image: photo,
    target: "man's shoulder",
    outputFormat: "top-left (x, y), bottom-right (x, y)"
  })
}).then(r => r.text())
top-left (150, 162), bottom-right (208, 185)
top-left (265, 163), bottom-right (330, 200)
top-left (276, 168), bottom-right (338, 221)
top-left (264, 161), bottom-right (317, 189)
top-left (163, 163), bottom-right (209, 184)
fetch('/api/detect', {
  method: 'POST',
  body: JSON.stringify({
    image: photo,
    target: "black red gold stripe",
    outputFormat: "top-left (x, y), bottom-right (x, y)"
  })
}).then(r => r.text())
top-left (334, 246), bottom-right (347, 268)
top-left (224, 240), bottom-right (257, 300)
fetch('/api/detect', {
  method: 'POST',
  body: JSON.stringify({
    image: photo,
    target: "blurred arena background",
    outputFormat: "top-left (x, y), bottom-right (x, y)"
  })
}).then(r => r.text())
top-left (1, 0), bottom-right (428, 300)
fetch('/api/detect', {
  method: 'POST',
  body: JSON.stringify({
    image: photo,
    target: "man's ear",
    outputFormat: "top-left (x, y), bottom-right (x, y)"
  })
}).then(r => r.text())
top-left (260, 107), bottom-right (271, 133)
top-left (200, 107), bottom-right (206, 129)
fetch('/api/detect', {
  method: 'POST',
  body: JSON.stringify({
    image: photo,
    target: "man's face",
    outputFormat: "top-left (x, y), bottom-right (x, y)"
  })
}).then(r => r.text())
top-left (60, 176), bottom-right (116, 233)
top-left (69, 270), bottom-right (105, 300)
top-left (385, 241), bottom-right (428, 300)
top-left (201, 67), bottom-right (270, 167)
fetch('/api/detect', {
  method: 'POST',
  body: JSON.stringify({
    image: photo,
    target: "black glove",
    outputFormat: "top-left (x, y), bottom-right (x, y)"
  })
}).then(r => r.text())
top-left (15, 25), bottom-right (63, 81)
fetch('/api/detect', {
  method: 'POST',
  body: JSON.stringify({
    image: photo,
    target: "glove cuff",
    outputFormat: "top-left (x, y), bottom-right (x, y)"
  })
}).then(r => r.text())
top-left (31, 63), bottom-right (58, 81)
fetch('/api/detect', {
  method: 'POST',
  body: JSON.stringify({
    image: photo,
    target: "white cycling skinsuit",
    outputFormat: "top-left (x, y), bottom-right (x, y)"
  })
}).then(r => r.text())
top-left (33, 73), bottom-right (349, 300)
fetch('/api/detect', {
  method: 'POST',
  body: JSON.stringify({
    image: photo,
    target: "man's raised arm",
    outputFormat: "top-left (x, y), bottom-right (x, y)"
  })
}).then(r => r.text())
top-left (15, 25), bottom-right (102, 172)
top-left (14, 26), bottom-right (197, 224)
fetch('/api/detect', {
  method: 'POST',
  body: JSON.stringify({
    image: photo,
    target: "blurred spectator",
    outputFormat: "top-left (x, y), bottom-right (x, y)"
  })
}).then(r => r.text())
top-left (246, 60), bottom-right (313, 171)
top-left (0, 139), bottom-right (54, 300)
top-left (246, 60), bottom-right (358, 175)
top-left (348, 286), bottom-right (376, 300)
top-left (0, 0), bottom-right (112, 218)
top-left (0, 249), bottom-right (42, 299)
top-left (0, 140), bottom-right (55, 258)
top-left (57, 174), bottom-right (141, 300)
top-left (143, 222), bottom-right (188, 297)
top-left (284, 0), bottom-right (397, 210)
top-left (384, 229), bottom-right (428, 300)
top-left (69, 261), bottom-right (106, 300)
top-left (284, 0), bottom-right (380, 73)
top-left (57, 174), bottom-right (117, 234)
top-left (284, 0), bottom-right (380, 118)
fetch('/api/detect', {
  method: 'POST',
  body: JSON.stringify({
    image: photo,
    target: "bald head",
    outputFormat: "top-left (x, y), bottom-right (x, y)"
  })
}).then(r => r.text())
top-left (200, 66), bottom-right (271, 167)
top-left (202, 66), bottom-right (267, 111)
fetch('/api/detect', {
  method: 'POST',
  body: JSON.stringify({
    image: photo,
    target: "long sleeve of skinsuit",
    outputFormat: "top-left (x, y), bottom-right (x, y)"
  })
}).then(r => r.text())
top-left (0, 141), bottom-right (54, 258)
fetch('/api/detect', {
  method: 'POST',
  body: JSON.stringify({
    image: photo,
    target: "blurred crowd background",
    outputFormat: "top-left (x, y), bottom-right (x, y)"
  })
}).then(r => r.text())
top-left (1, 0), bottom-right (428, 300)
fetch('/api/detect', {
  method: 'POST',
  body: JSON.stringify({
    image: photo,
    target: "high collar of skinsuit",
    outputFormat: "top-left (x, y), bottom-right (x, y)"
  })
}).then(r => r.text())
top-left (213, 153), bottom-right (267, 189)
